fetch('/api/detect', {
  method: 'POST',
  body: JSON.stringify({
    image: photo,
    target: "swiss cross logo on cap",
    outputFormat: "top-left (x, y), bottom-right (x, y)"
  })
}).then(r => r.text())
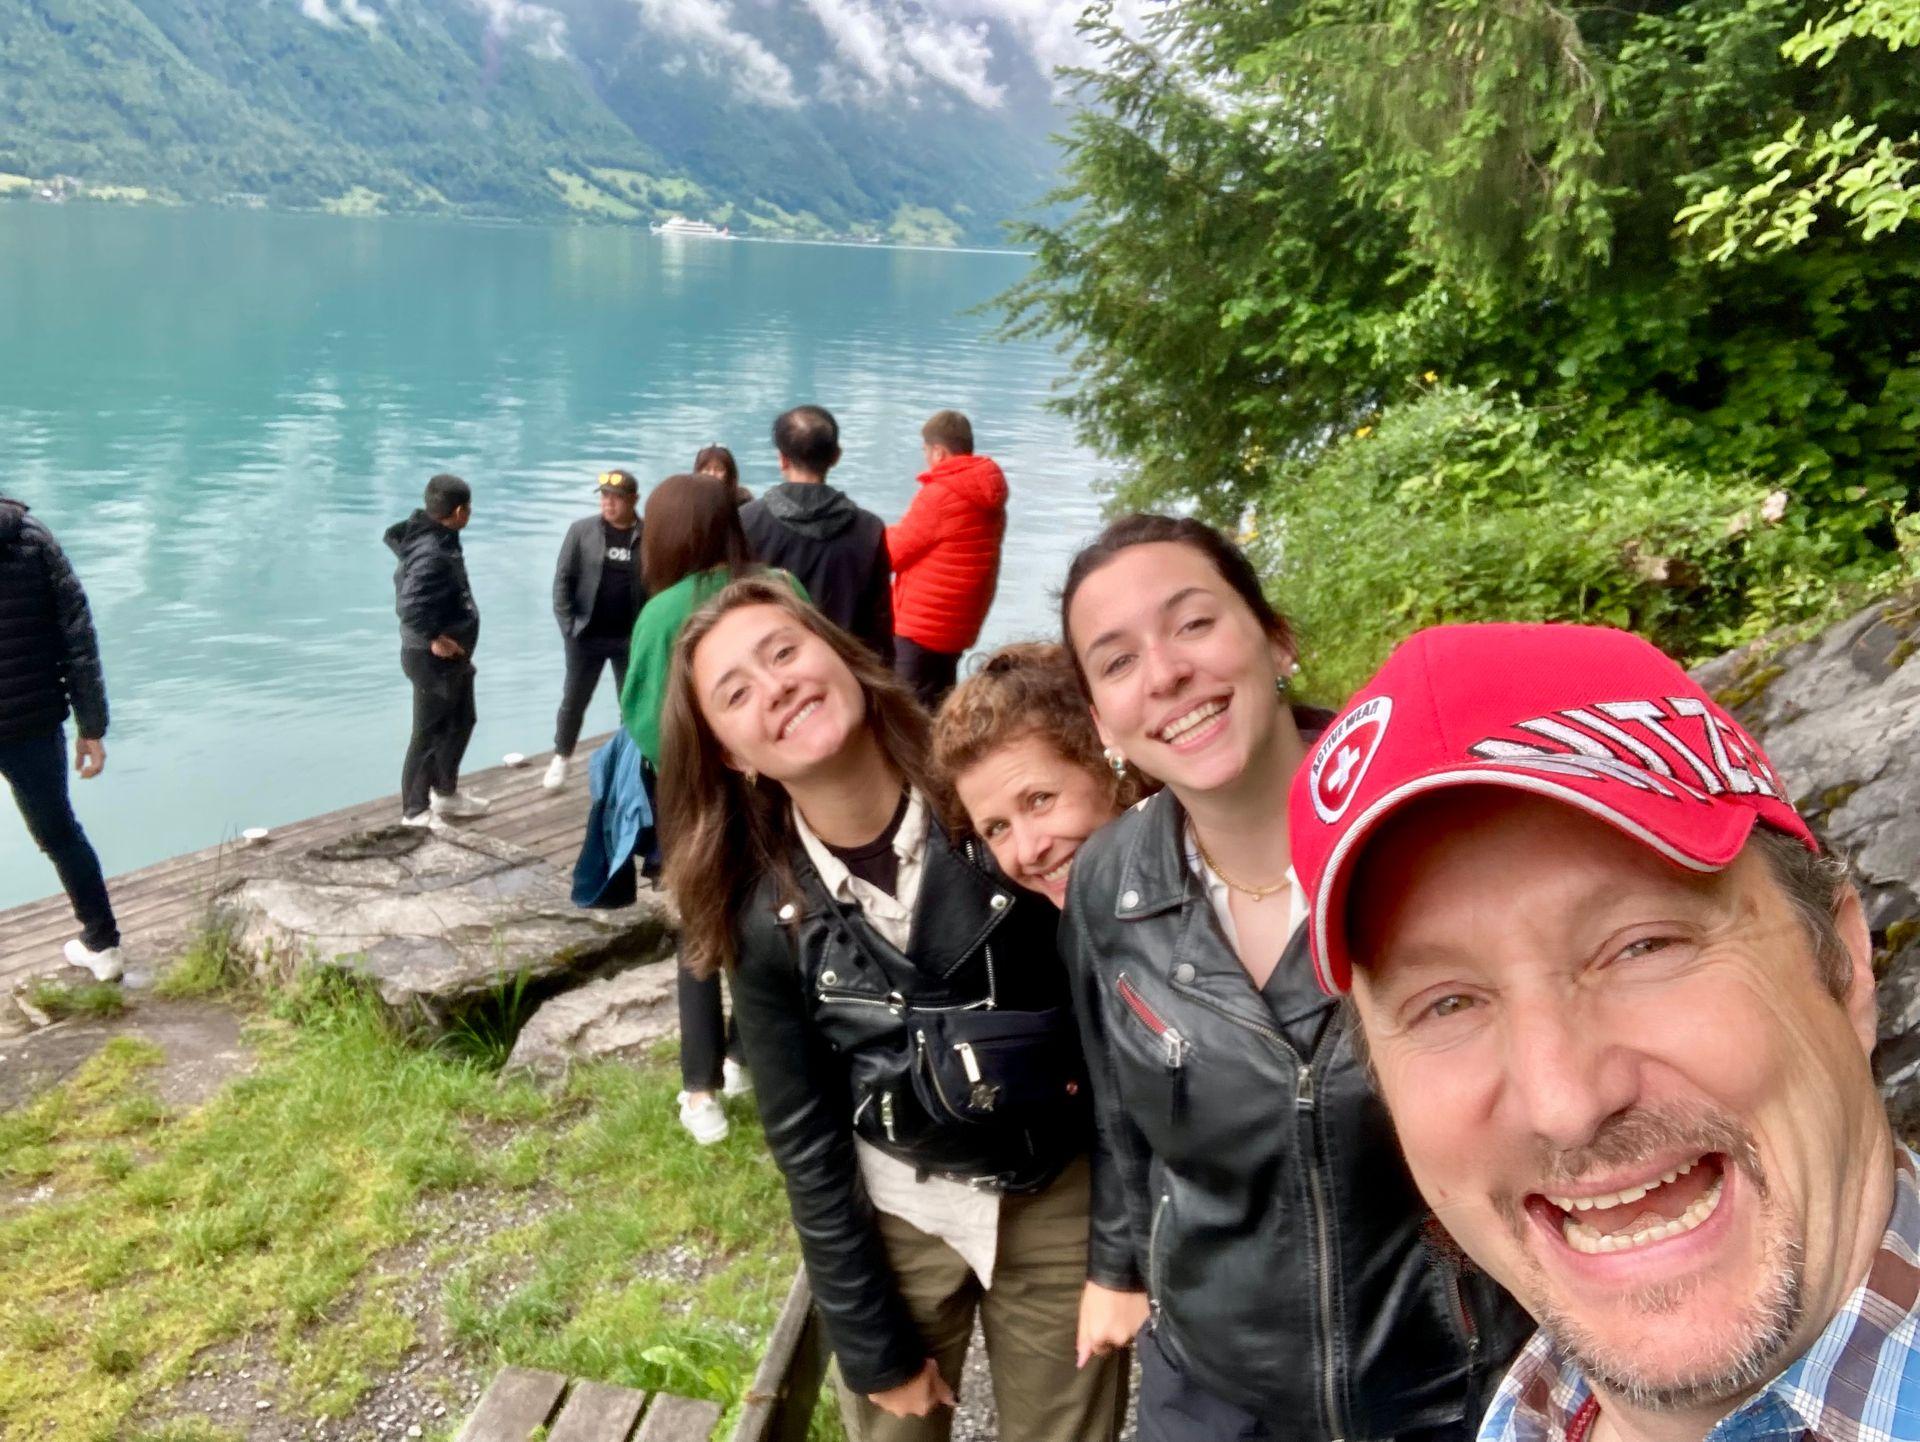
top-left (1309, 695), bottom-right (1392, 823)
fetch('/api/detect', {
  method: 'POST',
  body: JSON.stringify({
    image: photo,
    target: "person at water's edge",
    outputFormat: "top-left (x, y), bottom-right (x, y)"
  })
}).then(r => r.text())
top-left (741, 404), bottom-right (894, 664)
top-left (545, 469), bottom-right (647, 790)
top-left (384, 474), bottom-right (487, 827)
top-left (0, 496), bottom-right (123, 981)
top-left (886, 409), bottom-right (1007, 709)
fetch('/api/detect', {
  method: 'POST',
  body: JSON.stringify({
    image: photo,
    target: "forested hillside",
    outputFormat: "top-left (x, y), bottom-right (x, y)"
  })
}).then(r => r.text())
top-left (0, 0), bottom-right (1063, 243)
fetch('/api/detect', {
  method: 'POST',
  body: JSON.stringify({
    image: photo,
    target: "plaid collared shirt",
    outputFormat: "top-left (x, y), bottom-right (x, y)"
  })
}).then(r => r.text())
top-left (1481, 1147), bottom-right (1920, 1442)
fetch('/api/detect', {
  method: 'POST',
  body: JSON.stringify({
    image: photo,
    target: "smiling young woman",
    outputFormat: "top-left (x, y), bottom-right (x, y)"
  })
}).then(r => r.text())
top-left (656, 577), bottom-right (1126, 1442)
top-left (1054, 514), bottom-right (1533, 1442)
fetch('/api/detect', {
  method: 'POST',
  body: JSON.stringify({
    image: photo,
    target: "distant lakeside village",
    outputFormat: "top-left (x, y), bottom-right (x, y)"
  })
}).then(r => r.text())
top-left (0, 169), bottom-right (989, 249)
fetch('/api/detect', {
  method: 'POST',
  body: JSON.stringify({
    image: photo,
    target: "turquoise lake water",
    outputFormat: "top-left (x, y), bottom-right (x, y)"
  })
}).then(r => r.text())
top-left (0, 206), bottom-right (1110, 908)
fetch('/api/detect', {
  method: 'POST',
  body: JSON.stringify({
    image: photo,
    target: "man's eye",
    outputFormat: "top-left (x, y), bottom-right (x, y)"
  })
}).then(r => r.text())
top-left (1616, 935), bottom-right (1683, 964)
top-left (1416, 993), bottom-right (1478, 1026)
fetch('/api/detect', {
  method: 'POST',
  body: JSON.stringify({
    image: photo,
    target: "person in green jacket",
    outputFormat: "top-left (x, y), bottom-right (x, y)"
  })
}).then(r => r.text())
top-left (618, 471), bottom-right (805, 1144)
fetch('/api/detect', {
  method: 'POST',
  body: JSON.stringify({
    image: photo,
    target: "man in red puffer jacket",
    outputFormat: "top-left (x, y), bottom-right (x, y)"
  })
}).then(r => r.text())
top-left (886, 410), bottom-right (1008, 708)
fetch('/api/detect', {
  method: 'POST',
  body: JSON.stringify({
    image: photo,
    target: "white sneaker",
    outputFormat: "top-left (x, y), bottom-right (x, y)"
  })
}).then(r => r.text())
top-left (401, 810), bottom-right (435, 829)
top-left (542, 754), bottom-right (570, 790)
top-left (430, 790), bottom-right (492, 820)
top-left (63, 938), bottom-right (124, 983)
top-left (677, 1091), bottom-right (730, 1145)
top-left (722, 1058), bottom-right (753, 1098)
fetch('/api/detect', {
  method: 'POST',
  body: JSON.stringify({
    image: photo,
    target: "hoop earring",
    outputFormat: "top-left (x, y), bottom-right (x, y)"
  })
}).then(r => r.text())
top-left (1104, 747), bottom-right (1127, 779)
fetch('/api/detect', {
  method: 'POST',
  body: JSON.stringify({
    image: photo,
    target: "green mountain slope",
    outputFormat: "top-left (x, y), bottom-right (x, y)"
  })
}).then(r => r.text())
top-left (0, 0), bottom-right (1061, 242)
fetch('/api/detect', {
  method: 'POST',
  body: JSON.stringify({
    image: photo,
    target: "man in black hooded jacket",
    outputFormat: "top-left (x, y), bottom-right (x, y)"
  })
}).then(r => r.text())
top-left (383, 474), bottom-right (487, 827)
top-left (741, 405), bottom-right (893, 663)
top-left (0, 495), bottom-right (123, 981)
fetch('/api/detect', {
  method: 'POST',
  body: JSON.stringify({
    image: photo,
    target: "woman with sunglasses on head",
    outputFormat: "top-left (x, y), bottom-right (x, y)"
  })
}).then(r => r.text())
top-left (937, 516), bottom-right (1528, 1442)
top-left (657, 577), bottom-right (1125, 1442)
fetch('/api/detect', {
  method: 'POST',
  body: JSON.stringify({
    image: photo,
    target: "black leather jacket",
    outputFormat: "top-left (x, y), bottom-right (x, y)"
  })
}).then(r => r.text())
top-left (1062, 789), bottom-right (1532, 1434)
top-left (730, 820), bottom-right (1091, 1395)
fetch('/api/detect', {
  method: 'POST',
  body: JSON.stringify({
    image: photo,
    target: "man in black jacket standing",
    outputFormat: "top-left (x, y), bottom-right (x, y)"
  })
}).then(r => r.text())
top-left (384, 474), bottom-right (486, 828)
top-left (543, 469), bottom-right (646, 790)
top-left (741, 406), bottom-right (893, 663)
top-left (0, 496), bottom-right (123, 981)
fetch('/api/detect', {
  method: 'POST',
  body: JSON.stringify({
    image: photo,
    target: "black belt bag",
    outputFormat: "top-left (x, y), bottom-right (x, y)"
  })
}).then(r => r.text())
top-left (911, 1003), bottom-right (1086, 1125)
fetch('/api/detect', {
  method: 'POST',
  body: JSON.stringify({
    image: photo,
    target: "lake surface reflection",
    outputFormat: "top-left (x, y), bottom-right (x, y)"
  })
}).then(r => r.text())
top-left (0, 207), bottom-right (1110, 906)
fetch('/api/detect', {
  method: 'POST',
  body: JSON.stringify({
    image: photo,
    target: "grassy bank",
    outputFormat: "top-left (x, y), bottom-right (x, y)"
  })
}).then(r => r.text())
top-left (0, 955), bottom-right (830, 1440)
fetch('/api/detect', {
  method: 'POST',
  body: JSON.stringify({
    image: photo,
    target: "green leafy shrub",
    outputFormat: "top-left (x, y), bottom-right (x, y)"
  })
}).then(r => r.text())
top-left (1255, 387), bottom-right (1901, 699)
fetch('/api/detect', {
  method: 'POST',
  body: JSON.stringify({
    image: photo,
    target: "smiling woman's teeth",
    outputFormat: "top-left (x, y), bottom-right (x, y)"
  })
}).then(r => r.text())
top-left (779, 700), bottom-right (820, 740)
top-left (1038, 858), bottom-right (1072, 883)
top-left (1561, 1175), bottom-right (1724, 1255)
top-left (1160, 700), bottom-right (1226, 743)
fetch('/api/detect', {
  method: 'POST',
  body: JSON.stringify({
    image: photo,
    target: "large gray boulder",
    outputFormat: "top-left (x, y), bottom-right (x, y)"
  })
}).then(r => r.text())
top-left (215, 826), bottom-right (673, 1030)
top-left (1696, 588), bottom-right (1920, 1124)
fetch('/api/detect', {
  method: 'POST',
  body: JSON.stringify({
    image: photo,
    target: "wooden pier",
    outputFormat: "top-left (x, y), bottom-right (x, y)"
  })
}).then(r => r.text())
top-left (0, 736), bottom-right (610, 1007)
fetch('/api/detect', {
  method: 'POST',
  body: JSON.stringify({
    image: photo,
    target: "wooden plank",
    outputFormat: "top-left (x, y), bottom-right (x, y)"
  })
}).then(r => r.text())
top-left (729, 1270), bottom-right (826, 1442)
top-left (456, 1365), bottom-right (568, 1442)
top-left (547, 1380), bottom-right (649, 1442)
top-left (0, 734), bottom-right (613, 984)
top-left (634, 1395), bottom-right (724, 1442)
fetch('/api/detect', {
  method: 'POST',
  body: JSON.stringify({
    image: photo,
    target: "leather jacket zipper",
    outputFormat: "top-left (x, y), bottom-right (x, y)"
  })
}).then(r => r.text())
top-left (1147, 1191), bottom-right (1171, 1321)
top-left (1174, 982), bottom-right (1347, 1441)
top-left (1117, 974), bottom-right (1189, 1072)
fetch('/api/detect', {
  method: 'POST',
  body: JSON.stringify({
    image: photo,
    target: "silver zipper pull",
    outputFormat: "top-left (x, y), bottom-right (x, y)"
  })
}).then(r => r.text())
top-left (1296, 1067), bottom-right (1315, 1111)
top-left (882, 1091), bottom-right (898, 1142)
top-left (1163, 1029), bottom-right (1187, 1072)
top-left (956, 1041), bottom-right (983, 1084)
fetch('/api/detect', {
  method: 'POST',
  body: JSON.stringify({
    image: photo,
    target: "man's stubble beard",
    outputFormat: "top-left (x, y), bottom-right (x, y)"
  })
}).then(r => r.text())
top-left (1503, 1107), bottom-right (1806, 1413)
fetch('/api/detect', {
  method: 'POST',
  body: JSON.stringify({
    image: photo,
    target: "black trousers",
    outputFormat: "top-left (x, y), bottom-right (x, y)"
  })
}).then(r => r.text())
top-left (0, 727), bottom-right (119, 951)
top-left (893, 635), bottom-right (961, 711)
top-left (555, 634), bottom-right (630, 756)
top-left (647, 757), bottom-right (737, 1091)
top-left (400, 648), bottom-right (477, 818)
top-left (1136, 1323), bottom-right (1472, 1442)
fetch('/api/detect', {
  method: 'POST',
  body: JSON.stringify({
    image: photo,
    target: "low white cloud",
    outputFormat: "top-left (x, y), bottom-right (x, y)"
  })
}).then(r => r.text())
top-left (631, 0), bottom-right (801, 107)
top-left (801, 0), bottom-right (1010, 108)
top-left (298, 0), bottom-right (381, 30)
top-left (467, 0), bottom-right (569, 59)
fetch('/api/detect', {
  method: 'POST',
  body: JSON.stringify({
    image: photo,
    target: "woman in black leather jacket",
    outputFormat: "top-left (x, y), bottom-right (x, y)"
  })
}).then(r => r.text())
top-left (655, 575), bottom-right (1125, 1442)
top-left (990, 515), bottom-right (1527, 1442)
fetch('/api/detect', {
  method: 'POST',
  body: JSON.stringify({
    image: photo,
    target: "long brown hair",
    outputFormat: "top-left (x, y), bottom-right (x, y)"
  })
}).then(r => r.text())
top-left (659, 575), bottom-right (939, 978)
top-left (930, 642), bottom-right (1154, 830)
top-left (642, 473), bottom-right (752, 594)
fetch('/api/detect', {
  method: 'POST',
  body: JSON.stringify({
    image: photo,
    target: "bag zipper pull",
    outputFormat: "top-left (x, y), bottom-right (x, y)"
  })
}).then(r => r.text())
top-left (956, 1041), bottom-right (983, 1084)
top-left (882, 1090), bottom-right (898, 1143)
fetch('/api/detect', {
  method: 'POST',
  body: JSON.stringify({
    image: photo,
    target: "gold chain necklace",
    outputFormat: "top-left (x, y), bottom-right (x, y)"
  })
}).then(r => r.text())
top-left (1191, 829), bottom-right (1290, 902)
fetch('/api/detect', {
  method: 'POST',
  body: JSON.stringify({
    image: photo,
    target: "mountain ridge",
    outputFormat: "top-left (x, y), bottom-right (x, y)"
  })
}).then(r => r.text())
top-left (0, 0), bottom-right (1064, 244)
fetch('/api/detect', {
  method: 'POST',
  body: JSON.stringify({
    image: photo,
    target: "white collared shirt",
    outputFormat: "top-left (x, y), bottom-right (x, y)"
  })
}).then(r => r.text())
top-left (792, 789), bottom-right (1002, 1285)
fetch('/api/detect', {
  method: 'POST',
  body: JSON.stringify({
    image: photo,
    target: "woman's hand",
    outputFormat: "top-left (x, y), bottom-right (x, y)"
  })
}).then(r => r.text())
top-left (868, 1357), bottom-right (957, 1418)
top-left (1076, 1282), bottom-right (1150, 1368)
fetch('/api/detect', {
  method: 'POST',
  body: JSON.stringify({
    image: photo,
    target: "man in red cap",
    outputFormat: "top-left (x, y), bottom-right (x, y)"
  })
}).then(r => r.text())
top-left (1289, 623), bottom-right (1912, 1442)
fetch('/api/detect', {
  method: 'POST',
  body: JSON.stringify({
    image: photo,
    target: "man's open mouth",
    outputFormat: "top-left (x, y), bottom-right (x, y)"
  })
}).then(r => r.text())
top-left (1532, 1153), bottom-right (1728, 1256)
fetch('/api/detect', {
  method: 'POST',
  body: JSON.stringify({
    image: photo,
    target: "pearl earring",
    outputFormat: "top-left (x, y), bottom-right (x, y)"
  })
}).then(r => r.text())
top-left (1104, 747), bottom-right (1127, 779)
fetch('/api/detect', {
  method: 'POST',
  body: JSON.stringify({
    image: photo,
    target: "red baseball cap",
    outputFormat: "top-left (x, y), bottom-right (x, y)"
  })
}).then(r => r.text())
top-left (1289, 623), bottom-right (1817, 996)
